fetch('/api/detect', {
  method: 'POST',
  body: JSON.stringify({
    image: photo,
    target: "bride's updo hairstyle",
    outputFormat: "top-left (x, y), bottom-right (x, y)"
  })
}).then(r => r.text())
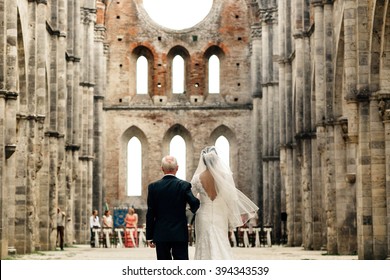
top-left (201, 146), bottom-right (218, 167)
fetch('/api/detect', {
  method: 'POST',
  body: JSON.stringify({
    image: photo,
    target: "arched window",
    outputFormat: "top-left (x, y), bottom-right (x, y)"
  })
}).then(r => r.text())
top-left (172, 55), bottom-right (185, 94)
top-left (136, 56), bottom-right (148, 94)
top-left (169, 135), bottom-right (186, 179)
top-left (208, 55), bottom-right (220, 94)
top-left (127, 137), bottom-right (142, 196)
top-left (215, 135), bottom-right (229, 167)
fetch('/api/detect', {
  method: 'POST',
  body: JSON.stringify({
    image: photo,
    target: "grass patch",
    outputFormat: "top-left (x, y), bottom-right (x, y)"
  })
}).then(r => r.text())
top-left (5, 250), bottom-right (46, 260)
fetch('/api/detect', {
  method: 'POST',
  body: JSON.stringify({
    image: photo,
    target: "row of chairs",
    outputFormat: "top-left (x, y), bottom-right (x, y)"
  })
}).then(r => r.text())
top-left (92, 226), bottom-right (273, 248)
top-left (188, 226), bottom-right (273, 248)
top-left (92, 227), bottom-right (147, 248)
top-left (231, 227), bottom-right (273, 247)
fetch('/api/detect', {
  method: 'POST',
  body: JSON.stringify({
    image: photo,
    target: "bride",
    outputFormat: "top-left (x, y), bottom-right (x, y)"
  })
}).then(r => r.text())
top-left (191, 146), bottom-right (259, 260)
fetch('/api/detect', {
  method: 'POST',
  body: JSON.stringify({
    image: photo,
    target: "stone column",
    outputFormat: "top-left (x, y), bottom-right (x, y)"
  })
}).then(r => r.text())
top-left (5, 0), bottom-right (18, 255)
top-left (370, 97), bottom-right (387, 260)
top-left (384, 108), bottom-right (390, 259)
top-left (302, 33), bottom-right (313, 250)
top-left (64, 0), bottom-right (79, 242)
top-left (343, 0), bottom-right (360, 256)
top-left (15, 113), bottom-right (28, 255)
top-left (25, 0), bottom-right (38, 254)
top-left (36, 0), bottom-right (48, 251)
top-left (359, 0), bottom-right (386, 260)
top-left (261, 11), bottom-right (271, 227)
top-left (46, 0), bottom-right (62, 250)
top-left (250, 23), bottom-right (263, 227)
top-left (65, 42), bottom-right (75, 246)
top-left (270, 11), bottom-right (281, 243)
top-left (283, 59), bottom-right (294, 246)
top-left (277, 0), bottom-right (286, 167)
top-left (71, 0), bottom-right (83, 243)
top-left (312, 0), bottom-right (329, 252)
top-left (0, 0), bottom-right (6, 259)
top-left (277, 0), bottom-right (292, 245)
top-left (78, 5), bottom-right (96, 243)
top-left (87, 8), bottom-right (96, 237)
top-left (47, 131), bottom-right (59, 251)
top-left (357, 98), bottom-right (372, 259)
top-left (261, 84), bottom-right (270, 225)
top-left (57, 0), bottom-right (67, 231)
top-left (93, 13), bottom-right (106, 218)
top-left (342, 0), bottom-right (372, 259)
top-left (0, 91), bottom-right (6, 258)
top-left (335, 117), bottom-right (355, 255)
top-left (5, 93), bottom-right (17, 255)
top-left (292, 31), bottom-right (305, 247)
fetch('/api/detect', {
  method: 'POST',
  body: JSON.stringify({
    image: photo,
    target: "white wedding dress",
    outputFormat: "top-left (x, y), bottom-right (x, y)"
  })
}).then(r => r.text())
top-left (191, 174), bottom-right (233, 260)
top-left (191, 146), bottom-right (259, 260)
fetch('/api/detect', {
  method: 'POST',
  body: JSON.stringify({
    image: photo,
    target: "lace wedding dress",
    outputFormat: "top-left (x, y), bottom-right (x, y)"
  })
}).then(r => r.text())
top-left (191, 146), bottom-right (259, 260)
top-left (191, 174), bottom-right (233, 260)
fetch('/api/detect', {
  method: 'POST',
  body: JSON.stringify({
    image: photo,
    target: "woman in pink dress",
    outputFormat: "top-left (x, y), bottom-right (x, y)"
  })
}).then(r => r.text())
top-left (124, 208), bottom-right (138, 247)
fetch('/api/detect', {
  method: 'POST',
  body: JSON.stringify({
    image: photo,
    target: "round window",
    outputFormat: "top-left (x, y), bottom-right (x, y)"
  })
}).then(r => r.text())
top-left (142, 0), bottom-right (213, 30)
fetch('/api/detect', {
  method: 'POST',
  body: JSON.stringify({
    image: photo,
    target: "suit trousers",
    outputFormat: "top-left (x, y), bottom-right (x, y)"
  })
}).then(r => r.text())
top-left (155, 241), bottom-right (189, 260)
top-left (57, 226), bottom-right (65, 250)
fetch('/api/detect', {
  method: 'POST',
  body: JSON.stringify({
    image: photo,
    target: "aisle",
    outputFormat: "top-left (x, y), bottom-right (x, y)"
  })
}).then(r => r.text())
top-left (8, 244), bottom-right (357, 260)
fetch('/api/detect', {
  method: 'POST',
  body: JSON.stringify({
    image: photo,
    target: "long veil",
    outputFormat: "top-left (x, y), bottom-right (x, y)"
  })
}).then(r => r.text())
top-left (191, 146), bottom-right (259, 228)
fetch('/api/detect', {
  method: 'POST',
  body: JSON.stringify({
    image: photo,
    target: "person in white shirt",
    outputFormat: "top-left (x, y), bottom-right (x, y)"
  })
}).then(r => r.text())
top-left (89, 210), bottom-right (100, 247)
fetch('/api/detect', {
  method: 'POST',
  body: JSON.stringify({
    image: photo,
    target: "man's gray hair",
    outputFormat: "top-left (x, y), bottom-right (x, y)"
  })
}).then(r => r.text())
top-left (161, 155), bottom-right (178, 172)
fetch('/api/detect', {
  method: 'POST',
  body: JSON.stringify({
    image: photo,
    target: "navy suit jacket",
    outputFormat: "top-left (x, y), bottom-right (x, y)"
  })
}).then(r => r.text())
top-left (146, 175), bottom-right (200, 242)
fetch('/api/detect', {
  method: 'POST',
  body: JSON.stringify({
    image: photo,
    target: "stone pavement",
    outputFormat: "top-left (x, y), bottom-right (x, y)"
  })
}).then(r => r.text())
top-left (8, 244), bottom-right (358, 260)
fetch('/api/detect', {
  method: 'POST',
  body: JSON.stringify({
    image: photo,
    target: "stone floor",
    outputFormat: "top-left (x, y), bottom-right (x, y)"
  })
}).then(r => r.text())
top-left (8, 244), bottom-right (358, 260)
top-left (5, 244), bottom-right (389, 280)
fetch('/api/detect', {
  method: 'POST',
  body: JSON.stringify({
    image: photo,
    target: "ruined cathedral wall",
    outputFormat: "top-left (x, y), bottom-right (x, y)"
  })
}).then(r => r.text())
top-left (102, 0), bottom-right (257, 218)
top-left (0, 0), bottom-right (105, 258)
top-left (104, 0), bottom-right (252, 105)
top-left (276, 0), bottom-right (390, 259)
top-left (103, 109), bottom-right (253, 221)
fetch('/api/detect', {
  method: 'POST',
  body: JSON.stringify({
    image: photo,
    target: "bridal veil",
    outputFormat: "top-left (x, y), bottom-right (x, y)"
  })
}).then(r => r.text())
top-left (192, 146), bottom-right (259, 228)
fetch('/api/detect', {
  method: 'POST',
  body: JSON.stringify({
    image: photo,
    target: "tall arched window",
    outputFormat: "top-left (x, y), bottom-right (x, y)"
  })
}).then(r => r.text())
top-left (208, 55), bottom-right (220, 94)
top-left (169, 135), bottom-right (186, 179)
top-left (127, 137), bottom-right (142, 196)
top-left (136, 56), bottom-right (148, 94)
top-left (215, 135), bottom-right (229, 167)
top-left (172, 55), bottom-right (185, 93)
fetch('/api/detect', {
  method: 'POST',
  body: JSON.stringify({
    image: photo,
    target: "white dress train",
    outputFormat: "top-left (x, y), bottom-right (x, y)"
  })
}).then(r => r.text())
top-left (192, 175), bottom-right (233, 260)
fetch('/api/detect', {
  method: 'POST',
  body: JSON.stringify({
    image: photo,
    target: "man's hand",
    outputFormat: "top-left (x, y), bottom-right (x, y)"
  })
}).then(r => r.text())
top-left (147, 240), bottom-right (156, 248)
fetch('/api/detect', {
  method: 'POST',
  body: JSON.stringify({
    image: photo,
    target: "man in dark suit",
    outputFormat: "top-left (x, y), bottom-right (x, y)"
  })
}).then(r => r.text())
top-left (146, 155), bottom-right (200, 260)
